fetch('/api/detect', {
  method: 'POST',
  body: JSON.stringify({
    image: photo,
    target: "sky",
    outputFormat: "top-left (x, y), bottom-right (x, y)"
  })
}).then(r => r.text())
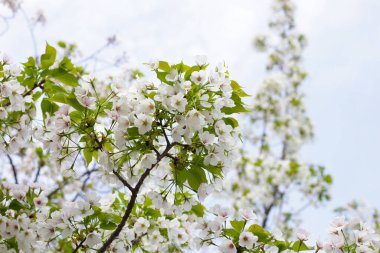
top-left (1, 0), bottom-right (380, 238)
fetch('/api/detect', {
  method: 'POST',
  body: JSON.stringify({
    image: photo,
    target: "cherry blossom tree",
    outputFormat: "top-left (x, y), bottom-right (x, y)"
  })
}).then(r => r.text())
top-left (0, 0), bottom-right (379, 252)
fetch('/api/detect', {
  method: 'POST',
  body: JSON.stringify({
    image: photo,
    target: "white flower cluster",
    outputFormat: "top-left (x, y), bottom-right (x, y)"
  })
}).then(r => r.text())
top-left (317, 216), bottom-right (380, 253)
top-left (0, 183), bottom-right (101, 253)
top-left (221, 0), bottom-right (332, 239)
top-left (226, 157), bottom-right (331, 222)
top-left (95, 57), bottom-right (241, 195)
top-left (0, 61), bottom-right (35, 154)
top-left (0, 51), bottom-right (246, 252)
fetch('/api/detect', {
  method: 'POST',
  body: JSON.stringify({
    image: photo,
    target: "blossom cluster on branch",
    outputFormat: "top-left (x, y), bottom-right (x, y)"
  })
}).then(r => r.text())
top-left (222, 0), bottom-right (332, 238)
top-left (0, 0), bottom-right (379, 252)
top-left (0, 43), bottom-right (250, 252)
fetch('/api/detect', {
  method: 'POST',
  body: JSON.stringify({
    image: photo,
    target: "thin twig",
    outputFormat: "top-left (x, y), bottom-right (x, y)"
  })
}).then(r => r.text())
top-left (72, 237), bottom-right (86, 253)
top-left (33, 165), bottom-right (42, 183)
top-left (159, 119), bottom-right (170, 145)
top-left (7, 154), bottom-right (18, 184)
top-left (112, 170), bottom-right (133, 192)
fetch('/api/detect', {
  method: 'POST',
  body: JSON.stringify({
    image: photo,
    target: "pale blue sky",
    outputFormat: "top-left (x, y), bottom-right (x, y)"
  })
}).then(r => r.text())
top-left (1, 0), bottom-right (379, 238)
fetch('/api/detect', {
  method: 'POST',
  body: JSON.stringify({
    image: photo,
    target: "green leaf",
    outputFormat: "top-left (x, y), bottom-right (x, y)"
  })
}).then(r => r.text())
top-left (57, 41), bottom-right (66, 48)
top-left (145, 208), bottom-right (161, 218)
top-left (32, 91), bottom-right (43, 101)
top-left (324, 175), bottom-right (333, 184)
top-left (174, 169), bottom-right (187, 189)
top-left (187, 167), bottom-right (207, 190)
top-left (184, 65), bottom-right (201, 80)
top-left (221, 92), bottom-right (250, 115)
top-left (248, 224), bottom-right (271, 242)
top-left (158, 61), bottom-right (171, 72)
top-left (50, 68), bottom-right (79, 86)
top-left (36, 147), bottom-right (44, 159)
top-left (127, 127), bottom-right (140, 138)
top-left (41, 98), bottom-right (59, 118)
top-left (155, 70), bottom-right (169, 84)
top-left (231, 80), bottom-right (249, 97)
top-left (69, 110), bottom-right (83, 123)
top-left (41, 43), bottom-right (57, 69)
top-left (22, 77), bottom-right (37, 90)
top-left (100, 221), bottom-right (117, 230)
top-left (59, 57), bottom-right (74, 71)
top-left (230, 220), bottom-right (245, 232)
top-left (203, 165), bottom-right (223, 177)
top-left (173, 62), bottom-right (190, 73)
top-left (66, 94), bottom-right (85, 111)
top-left (274, 240), bottom-right (289, 252)
top-left (9, 199), bottom-right (24, 211)
top-left (83, 148), bottom-right (93, 166)
top-left (291, 241), bottom-right (311, 251)
top-left (224, 228), bottom-right (240, 239)
top-left (23, 57), bottom-right (36, 68)
top-left (191, 203), bottom-right (205, 217)
top-left (222, 117), bottom-right (239, 128)
top-left (4, 237), bottom-right (18, 251)
top-left (98, 212), bottom-right (119, 230)
top-left (44, 81), bottom-right (67, 96)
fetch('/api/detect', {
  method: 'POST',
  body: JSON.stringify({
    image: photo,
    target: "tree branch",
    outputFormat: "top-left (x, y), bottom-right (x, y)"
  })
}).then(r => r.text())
top-left (33, 165), bottom-right (42, 183)
top-left (3, 80), bottom-right (45, 107)
top-left (98, 142), bottom-right (175, 252)
top-left (72, 237), bottom-right (86, 253)
top-left (112, 170), bottom-right (133, 192)
top-left (159, 119), bottom-right (170, 145)
top-left (7, 154), bottom-right (18, 184)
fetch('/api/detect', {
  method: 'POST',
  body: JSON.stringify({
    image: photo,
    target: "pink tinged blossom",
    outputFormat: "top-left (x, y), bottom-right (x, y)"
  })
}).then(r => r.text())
top-left (33, 196), bottom-right (48, 208)
top-left (329, 216), bottom-right (348, 233)
top-left (324, 235), bottom-right (345, 253)
top-left (239, 231), bottom-right (258, 249)
top-left (77, 96), bottom-right (96, 109)
top-left (241, 208), bottom-right (258, 221)
top-left (296, 228), bottom-right (310, 241)
top-left (220, 240), bottom-right (237, 253)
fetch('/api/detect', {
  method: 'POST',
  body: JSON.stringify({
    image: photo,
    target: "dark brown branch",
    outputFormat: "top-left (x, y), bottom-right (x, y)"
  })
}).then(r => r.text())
top-left (7, 154), bottom-right (18, 184)
top-left (72, 237), bottom-right (86, 253)
top-left (33, 165), bottom-right (42, 183)
top-left (98, 142), bottom-right (175, 252)
top-left (261, 187), bottom-right (284, 228)
top-left (112, 170), bottom-right (133, 192)
top-left (131, 232), bottom-right (148, 246)
top-left (159, 119), bottom-right (170, 145)
top-left (47, 181), bottom-right (66, 199)
top-left (261, 202), bottom-right (274, 229)
top-left (3, 80), bottom-right (45, 107)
